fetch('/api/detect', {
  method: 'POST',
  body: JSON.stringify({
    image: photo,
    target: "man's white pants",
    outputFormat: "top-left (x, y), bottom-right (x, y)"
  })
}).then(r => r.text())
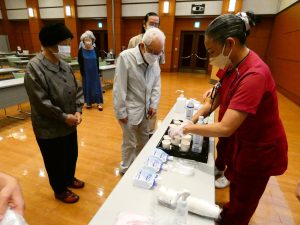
top-left (119, 116), bottom-right (149, 173)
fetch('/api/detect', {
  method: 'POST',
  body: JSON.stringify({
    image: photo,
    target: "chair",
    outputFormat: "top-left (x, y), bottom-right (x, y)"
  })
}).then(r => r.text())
top-left (7, 57), bottom-right (21, 67)
top-left (12, 72), bottom-right (25, 79)
top-left (10, 72), bottom-right (30, 118)
top-left (64, 56), bottom-right (72, 63)
top-left (70, 59), bottom-right (79, 70)
top-left (99, 60), bottom-right (107, 66)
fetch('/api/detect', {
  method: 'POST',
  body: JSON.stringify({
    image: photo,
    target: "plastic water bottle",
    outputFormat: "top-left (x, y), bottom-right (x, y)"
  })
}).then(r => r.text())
top-left (172, 191), bottom-right (190, 225)
top-left (191, 116), bottom-right (204, 153)
top-left (175, 90), bottom-right (186, 113)
top-left (185, 99), bottom-right (194, 120)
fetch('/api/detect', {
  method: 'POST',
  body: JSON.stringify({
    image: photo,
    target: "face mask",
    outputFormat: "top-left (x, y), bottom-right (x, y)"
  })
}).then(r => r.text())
top-left (146, 25), bottom-right (155, 30)
top-left (53, 45), bottom-right (71, 60)
top-left (209, 45), bottom-right (232, 69)
top-left (144, 52), bottom-right (159, 65)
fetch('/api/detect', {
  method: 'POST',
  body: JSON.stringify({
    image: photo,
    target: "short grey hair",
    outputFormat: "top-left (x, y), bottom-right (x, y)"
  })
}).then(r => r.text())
top-left (142, 27), bottom-right (165, 46)
top-left (80, 30), bottom-right (96, 42)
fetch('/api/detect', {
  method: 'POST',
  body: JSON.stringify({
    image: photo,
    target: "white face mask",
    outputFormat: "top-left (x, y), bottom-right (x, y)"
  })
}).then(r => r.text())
top-left (209, 45), bottom-right (232, 69)
top-left (144, 52), bottom-right (159, 65)
top-left (54, 45), bottom-right (71, 60)
top-left (146, 25), bottom-right (156, 30)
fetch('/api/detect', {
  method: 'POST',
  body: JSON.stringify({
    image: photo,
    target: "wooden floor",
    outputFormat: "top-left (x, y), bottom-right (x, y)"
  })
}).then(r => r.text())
top-left (0, 72), bottom-right (299, 225)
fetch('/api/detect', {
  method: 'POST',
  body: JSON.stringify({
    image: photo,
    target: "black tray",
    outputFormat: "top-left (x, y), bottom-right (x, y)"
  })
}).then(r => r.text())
top-left (156, 120), bottom-right (209, 163)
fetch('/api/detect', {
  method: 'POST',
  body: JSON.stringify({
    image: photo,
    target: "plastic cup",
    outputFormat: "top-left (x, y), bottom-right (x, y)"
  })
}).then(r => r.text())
top-left (171, 135), bottom-right (181, 146)
top-left (180, 140), bottom-right (190, 152)
top-left (162, 140), bottom-right (171, 149)
top-left (163, 135), bottom-right (171, 141)
top-left (182, 134), bottom-right (192, 142)
top-left (173, 120), bottom-right (182, 125)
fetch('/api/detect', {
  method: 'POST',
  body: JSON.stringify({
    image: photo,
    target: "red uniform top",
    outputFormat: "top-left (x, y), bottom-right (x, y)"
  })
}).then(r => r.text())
top-left (216, 50), bottom-right (288, 177)
top-left (216, 69), bottom-right (232, 121)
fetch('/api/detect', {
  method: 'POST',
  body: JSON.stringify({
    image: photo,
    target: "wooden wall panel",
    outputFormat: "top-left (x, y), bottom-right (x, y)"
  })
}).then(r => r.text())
top-left (114, 0), bottom-right (122, 55)
top-left (26, 0), bottom-right (42, 53)
top-left (121, 18), bottom-right (143, 49)
top-left (0, 21), bottom-right (5, 34)
top-left (172, 16), bottom-right (274, 72)
top-left (266, 2), bottom-right (300, 106)
top-left (27, 18), bottom-right (42, 53)
top-left (158, 0), bottom-right (176, 72)
top-left (106, 0), bottom-right (122, 55)
top-left (106, 0), bottom-right (112, 53)
top-left (63, 0), bottom-right (79, 57)
top-left (79, 19), bottom-right (107, 34)
top-left (246, 17), bottom-right (274, 61)
top-left (10, 21), bottom-right (33, 52)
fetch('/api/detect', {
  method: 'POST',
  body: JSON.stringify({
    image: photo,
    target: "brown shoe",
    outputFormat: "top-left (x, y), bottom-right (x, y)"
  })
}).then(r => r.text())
top-left (55, 189), bottom-right (79, 203)
top-left (68, 178), bottom-right (85, 189)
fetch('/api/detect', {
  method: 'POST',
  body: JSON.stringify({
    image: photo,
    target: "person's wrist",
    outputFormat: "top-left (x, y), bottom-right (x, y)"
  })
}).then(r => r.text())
top-left (187, 120), bottom-right (193, 124)
top-left (182, 126), bottom-right (188, 135)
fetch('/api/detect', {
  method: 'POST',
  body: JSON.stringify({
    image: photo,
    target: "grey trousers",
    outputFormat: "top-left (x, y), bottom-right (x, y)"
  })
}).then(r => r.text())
top-left (147, 114), bottom-right (157, 135)
top-left (119, 116), bottom-right (149, 173)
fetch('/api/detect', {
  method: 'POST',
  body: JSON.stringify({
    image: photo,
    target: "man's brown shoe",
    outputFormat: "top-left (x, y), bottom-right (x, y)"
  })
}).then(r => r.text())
top-left (55, 189), bottom-right (79, 203)
top-left (68, 178), bottom-right (85, 189)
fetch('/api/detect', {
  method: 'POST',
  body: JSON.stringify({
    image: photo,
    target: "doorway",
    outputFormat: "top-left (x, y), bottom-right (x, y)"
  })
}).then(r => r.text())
top-left (91, 30), bottom-right (108, 60)
top-left (178, 31), bottom-right (208, 73)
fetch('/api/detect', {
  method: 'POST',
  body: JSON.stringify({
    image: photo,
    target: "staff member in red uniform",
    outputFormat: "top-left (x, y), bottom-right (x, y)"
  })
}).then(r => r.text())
top-left (199, 83), bottom-right (233, 189)
top-left (170, 11), bottom-right (288, 225)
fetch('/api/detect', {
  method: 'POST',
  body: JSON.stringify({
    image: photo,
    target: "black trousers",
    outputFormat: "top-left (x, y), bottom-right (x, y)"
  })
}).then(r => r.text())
top-left (36, 131), bottom-right (78, 194)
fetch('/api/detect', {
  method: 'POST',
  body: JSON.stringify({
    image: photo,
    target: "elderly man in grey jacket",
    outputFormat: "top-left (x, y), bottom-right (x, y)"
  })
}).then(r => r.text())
top-left (113, 27), bottom-right (165, 174)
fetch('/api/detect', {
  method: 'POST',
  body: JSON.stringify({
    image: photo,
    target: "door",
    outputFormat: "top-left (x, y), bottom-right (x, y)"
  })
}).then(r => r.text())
top-left (91, 30), bottom-right (108, 60)
top-left (179, 31), bottom-right (208, 73)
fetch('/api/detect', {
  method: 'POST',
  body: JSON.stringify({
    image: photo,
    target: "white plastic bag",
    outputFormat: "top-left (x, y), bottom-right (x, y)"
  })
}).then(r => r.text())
top-left (0, 209), bottom-right (28, 225)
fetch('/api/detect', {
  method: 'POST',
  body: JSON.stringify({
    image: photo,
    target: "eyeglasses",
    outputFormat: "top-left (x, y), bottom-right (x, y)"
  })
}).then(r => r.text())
top-left (148, 22), bottom-right (159, 28)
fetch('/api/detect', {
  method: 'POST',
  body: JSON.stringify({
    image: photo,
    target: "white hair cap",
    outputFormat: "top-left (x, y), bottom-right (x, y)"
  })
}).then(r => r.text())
top-left (142, 27), bottom-right (165, 46)
top-left (236, 12), bottom-right (251, 32)
top-left (80, 30), bottom-right (96, 42)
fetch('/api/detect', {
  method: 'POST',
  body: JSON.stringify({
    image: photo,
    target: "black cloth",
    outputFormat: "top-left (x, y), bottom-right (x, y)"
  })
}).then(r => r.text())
top-left (36, 131), bottom-right (78, 194)
top-left (39, 23), bottom-right (73, 47)
top-left (16, 50), bottom-right (23, 56)
top-left (78, 47), bottom-right (100, 77)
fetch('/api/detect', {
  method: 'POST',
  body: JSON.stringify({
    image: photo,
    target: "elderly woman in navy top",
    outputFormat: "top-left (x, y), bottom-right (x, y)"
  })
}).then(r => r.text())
top-left (78, 31), bottom-right (104, 111)
top-left (24, 23), bottom-right (84, 204)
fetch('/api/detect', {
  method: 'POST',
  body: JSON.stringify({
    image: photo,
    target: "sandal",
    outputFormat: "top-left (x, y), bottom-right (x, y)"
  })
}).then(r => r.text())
top-left (97, 105), bottom-right (103, 111)
top-left (55, 189), bottom-right (79, 203)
